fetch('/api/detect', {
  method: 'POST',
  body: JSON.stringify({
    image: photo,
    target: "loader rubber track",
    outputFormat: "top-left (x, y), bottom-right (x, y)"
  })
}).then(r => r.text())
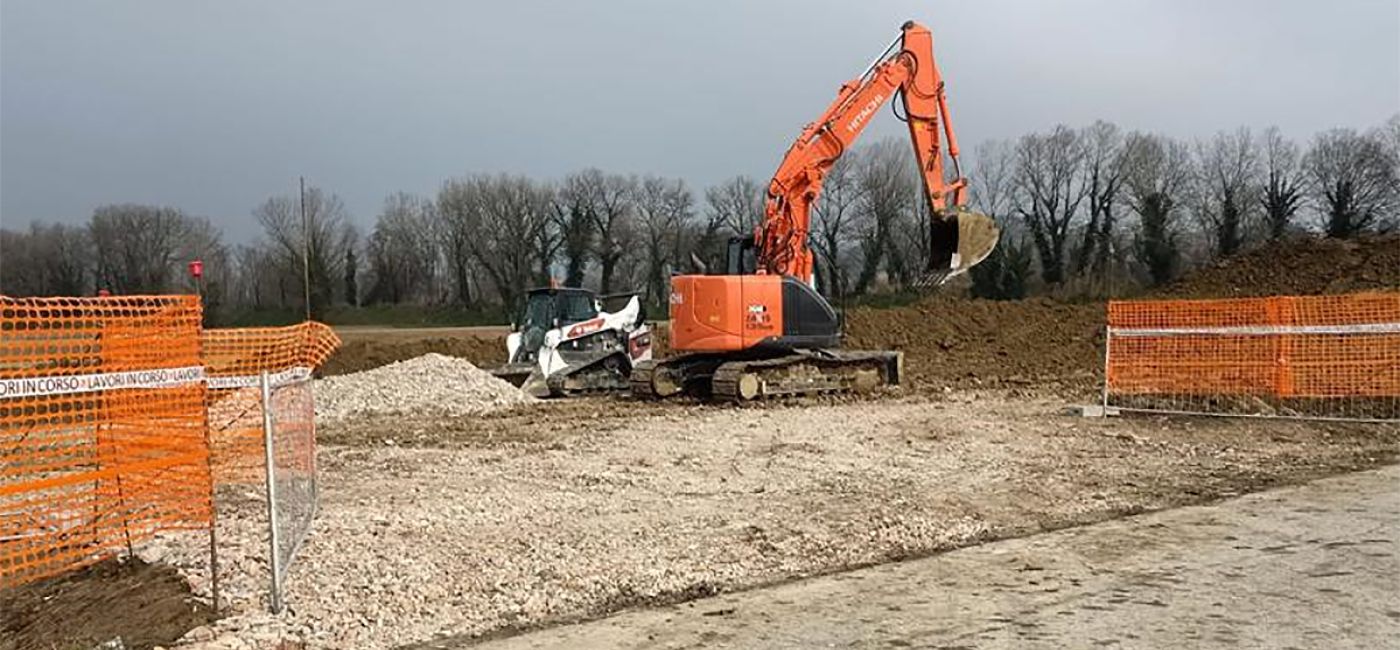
top-left (545, 352), bottom-right (632, 397)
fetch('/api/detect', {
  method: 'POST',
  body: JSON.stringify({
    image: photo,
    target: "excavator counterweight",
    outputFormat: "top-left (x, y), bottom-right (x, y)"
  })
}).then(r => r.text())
top-left (632, 20), bottom-right (999, 401)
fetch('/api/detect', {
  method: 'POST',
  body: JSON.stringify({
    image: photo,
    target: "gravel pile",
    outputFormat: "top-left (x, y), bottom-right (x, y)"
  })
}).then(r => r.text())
top-left (314, 353), bottom-right (534, 424)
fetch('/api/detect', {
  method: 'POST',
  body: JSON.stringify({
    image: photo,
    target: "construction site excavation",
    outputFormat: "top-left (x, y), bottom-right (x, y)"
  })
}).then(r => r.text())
top-left (1, 235), bottom-right (1395, 650)
top-left (3, 8), bottom-right (1400, 650)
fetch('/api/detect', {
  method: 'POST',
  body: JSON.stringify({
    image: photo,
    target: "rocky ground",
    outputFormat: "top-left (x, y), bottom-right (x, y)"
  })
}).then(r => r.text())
top-left (147, 391), bottom-right (1397, 650)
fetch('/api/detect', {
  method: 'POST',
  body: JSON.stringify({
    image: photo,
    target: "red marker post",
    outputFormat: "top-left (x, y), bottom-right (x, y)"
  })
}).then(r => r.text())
top-left (187, 256), bottom-right (218, 609)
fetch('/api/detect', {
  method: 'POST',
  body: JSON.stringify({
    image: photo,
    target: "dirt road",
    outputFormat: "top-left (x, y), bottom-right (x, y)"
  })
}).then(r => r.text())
top-left (465, 464), bottom-right (1400, 649)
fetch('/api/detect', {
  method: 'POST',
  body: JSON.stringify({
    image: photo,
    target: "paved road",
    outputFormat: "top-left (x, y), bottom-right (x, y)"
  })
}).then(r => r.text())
top-left (468, 465), bottom-right (1400, 649)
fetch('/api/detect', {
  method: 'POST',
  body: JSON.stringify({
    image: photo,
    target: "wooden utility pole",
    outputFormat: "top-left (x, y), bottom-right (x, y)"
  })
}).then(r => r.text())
top-left (300, 176), bottom-right (311, 321)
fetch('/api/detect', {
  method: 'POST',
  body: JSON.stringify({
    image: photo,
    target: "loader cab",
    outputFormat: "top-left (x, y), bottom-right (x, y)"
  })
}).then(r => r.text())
top-left (510, 287), bottom-right (600, 359)
top-left (517, 287), bottom-right (598, 333)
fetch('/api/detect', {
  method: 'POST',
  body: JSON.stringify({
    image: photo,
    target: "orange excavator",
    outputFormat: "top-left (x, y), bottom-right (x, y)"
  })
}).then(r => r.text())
top-left (631, 20), bottom-right (1000, 401)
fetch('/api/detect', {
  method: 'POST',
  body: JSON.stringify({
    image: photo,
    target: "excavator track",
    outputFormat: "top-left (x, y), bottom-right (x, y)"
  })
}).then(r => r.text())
top-left (629, 360), bottom-right (668, 398)
top-left (630, 355), bottom-right (723, 399)
top-left (711, 350), bottom-right (902, 401)
top-left (631, 350), bottom-right (902, 401)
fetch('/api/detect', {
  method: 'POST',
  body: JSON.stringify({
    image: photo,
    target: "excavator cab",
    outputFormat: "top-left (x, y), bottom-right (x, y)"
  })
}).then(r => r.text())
top-left (725, 237), bottom-right (758, 275)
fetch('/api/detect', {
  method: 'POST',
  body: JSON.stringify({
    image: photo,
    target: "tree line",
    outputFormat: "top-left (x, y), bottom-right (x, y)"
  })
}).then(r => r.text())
top-left (2, 115), bottom-right (1396, 320)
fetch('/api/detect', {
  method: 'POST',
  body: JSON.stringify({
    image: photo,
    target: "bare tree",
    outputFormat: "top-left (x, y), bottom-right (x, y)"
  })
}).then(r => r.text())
top-left (1123, 133), bottom-right (1193, 286)
top-left (851, 139), bottom-right (916, 292)
top-left (694, 175), bottom-right (764, 272)
top-left (1304, 128), bottom-right (1399, 237)
top-left (1192, 127), bottom-right (1260, 256)
top-left (1258, 126), bottom-right (1305, 240)
top-left (345, 247), bottom-right (360, 307)
top-left (633, 175), bottom-right (694, 304)
top-left (435, 182), bottom-right (478, 307)
top-left (438, 174), bottom-right (550, 309)
top-left (177, 216), bottom-right (232, 320)
top-left (1382, 114), bottom-right (1400, 177)
top-left (1075, 121), bottom-right (1127, 276)
top-left (1014, 125), bottom-right (1089, 285)
top-left (968, 140), bottom-right (1033, 299)
top-left (552, 172), bottom-right (598, 287)
top-left (366, 192), bottom-right (438, 304)
top-left (1373, 114), bottom-right (1400, 231)
top-left (0, 224), bottom-right (89, 296)
top-left (576, 169), bottom-right (638, 293)
top-left (89, 204), bottom-right (196, 294)
top-left (0, 229), bottom-right (39, 295)
top-left (810, 155), bottom-right (860, 297)
top-left (530, 184), bottom-right (562, 287)
top-left (253, 187), bottom-right (356, 317)
top-left (41, 224), bottom-right (92, 295)
top-left (705, 175), bottom-right (765, 238)
top-left (230, 242), bottom-right (287, 309)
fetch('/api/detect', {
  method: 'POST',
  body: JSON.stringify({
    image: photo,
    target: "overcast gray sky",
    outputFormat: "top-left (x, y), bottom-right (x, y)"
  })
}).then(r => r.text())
top-left (2, 0), bottom-right (1397, 242)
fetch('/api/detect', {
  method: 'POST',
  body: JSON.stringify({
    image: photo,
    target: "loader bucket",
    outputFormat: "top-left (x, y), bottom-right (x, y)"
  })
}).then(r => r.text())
top-left (491, 363), bottom-right (536, 388)
top-left (491, 364), bottom-right (553, 398)
top-left (922, 207), bottom-right (1000, 287)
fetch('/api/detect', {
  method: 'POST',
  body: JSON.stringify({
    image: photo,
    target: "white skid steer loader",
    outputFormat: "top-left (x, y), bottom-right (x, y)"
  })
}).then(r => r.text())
top-left (491, 287), bottom-right (653, 397)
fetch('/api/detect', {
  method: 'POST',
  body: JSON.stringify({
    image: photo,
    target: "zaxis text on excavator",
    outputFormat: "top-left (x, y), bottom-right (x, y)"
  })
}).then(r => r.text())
top-left (631, 20), bottom-right (1000, 401)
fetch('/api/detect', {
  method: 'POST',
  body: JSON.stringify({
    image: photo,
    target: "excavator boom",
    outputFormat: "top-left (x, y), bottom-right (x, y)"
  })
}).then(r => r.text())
top-left (759, 20), bottom-right (996, 286)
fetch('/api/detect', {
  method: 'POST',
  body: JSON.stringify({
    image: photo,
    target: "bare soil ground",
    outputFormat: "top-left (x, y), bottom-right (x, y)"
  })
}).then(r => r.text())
top-left (1157, 234), bottom-right (1400, 299)
top-left (0, 558), bottom-right (213, 650)
top-left (167, 393), bottom-right (1396, 649)
top-left (323, 333), bottom-right (504, 377)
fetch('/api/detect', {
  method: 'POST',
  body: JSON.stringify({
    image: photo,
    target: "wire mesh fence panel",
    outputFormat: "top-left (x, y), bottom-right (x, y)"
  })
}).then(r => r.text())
top-left (1105, 292), bottom-right (1400, 421)
top-left (203, 322), bottom-right (340, 485)
top-left (203, 322), bottom-right (338, 612)
top-left (0, 296), bottom-right (211, 588)
top-left (261, 374), bottom-right (317, 613)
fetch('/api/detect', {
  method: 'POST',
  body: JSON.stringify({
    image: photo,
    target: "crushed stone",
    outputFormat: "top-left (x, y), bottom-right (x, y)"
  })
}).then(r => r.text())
top-left (314, 353), bottom-right (534, 424)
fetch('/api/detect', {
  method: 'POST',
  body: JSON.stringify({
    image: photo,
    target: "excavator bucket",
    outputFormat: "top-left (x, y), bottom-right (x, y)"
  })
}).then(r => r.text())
top-left (922, 207), bottom-right (1001, 287)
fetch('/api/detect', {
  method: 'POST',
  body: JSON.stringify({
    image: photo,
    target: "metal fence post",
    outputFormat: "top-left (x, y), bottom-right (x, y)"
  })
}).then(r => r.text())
top-left (1101, 325), bottom-right (1112, 413)
top-left (260, 371), bottom-right (284, 614)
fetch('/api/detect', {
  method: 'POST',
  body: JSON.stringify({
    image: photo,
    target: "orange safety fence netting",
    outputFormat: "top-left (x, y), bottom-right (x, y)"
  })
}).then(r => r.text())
top-left (1, 296), bottom-right (211, 588)
top-left (203, 322), bottom-right (341, 484)
top-left (1106, 293), bottom-right (1400, 415)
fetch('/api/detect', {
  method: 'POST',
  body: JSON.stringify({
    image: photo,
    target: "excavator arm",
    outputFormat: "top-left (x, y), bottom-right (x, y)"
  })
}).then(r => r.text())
top-left (757, 20), bottom-right (997, 286)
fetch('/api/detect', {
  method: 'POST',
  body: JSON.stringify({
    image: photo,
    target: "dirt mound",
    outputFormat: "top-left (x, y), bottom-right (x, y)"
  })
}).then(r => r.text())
top-left (323, 335), bottom-right (503, 376)
top-left (845, 297), bottom-right (1103, 392)
top-left (1159, 234), bottom-right (1400, 299)
top-left (316, 353), bottom-right (535, 423)
top-left (0, 558), bottom-right (213, 650)
top-left (315, 237), bottom-right (1395, 395)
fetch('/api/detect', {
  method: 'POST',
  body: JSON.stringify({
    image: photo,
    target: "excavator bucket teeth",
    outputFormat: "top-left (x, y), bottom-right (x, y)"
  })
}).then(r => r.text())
top-left (922, 207), bottom-right (1000, 286)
